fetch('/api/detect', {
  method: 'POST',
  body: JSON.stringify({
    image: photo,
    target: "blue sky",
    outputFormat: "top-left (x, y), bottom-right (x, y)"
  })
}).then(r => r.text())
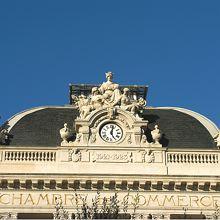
top-left (0, 1), bottom-right (219, 127)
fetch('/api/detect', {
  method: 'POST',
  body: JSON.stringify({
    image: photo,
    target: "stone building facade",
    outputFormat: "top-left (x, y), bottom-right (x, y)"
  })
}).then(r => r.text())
top-left (0, 72), bottom-right (219, 219)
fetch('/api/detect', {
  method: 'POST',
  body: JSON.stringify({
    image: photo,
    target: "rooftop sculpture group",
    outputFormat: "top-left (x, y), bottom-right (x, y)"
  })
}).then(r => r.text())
top-left (72, 72), bottom-right (147, 119)
top-left (60, 72), bottom-right (164, 148)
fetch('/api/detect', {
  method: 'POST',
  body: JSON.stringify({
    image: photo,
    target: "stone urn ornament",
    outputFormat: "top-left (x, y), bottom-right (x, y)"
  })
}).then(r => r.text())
top-left (151, 125), bottom-right (162, 146)
top-left (60, 123), bottom-right (73, 145)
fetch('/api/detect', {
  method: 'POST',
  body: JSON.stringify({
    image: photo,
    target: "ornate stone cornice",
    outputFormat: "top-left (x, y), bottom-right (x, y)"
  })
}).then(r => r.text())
top-left (0, 176), bottom-right (219, 192)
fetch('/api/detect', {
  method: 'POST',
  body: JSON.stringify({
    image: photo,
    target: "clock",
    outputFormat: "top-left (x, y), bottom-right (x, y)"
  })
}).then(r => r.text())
top-left (100, 123), bottom-right (123, 143)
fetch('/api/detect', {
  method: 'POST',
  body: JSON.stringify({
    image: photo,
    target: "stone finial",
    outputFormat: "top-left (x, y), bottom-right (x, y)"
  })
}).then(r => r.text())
top-left (151, 125), bottom-right (162, 147)
top-left (214, 131), bottom-right (220, 149)
top-left (59, 123), bottom-right (73, 145)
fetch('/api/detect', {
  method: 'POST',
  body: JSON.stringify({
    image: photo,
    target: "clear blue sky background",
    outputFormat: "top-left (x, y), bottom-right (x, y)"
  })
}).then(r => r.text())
top-left (0, 1), bottom-right (219, 127)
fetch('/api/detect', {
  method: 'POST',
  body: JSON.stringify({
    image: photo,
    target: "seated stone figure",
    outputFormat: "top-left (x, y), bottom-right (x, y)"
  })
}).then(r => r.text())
top-left (72, 94), bottom-right (92, 119)
top-left (72, 87), bottom-right (105, 119)
top-left (98, 72), bottom-right (121, 105)
top-left (90, 87), bottom-right (104, 110)
top-left (113, 88), bottom-right (147, 116)
top-left (120, 88), bottom-right (136, 113)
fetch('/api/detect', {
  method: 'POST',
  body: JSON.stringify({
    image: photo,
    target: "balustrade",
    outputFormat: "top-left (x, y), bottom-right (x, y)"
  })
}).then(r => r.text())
top-left (4, 150), bottom-right (56, 162)
top-left (167, 152), bottom-right (219, 164)
top-left (1, 148), bottom-right (219, 166)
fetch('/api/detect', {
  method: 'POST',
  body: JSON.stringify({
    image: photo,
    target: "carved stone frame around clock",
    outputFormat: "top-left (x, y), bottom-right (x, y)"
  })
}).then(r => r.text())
top-left (71, 107), bottom-right (149, 147)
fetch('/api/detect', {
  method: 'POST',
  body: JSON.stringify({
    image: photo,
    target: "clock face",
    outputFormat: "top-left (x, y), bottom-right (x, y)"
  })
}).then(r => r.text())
top-left (100, 123), bottom-right (123, 143)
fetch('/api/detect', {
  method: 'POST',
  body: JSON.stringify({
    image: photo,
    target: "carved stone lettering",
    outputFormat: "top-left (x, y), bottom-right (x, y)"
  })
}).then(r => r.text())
top-left (0, 192), bottom-right (219, 209)
top-left (92, 151), bottom-right (131, 163)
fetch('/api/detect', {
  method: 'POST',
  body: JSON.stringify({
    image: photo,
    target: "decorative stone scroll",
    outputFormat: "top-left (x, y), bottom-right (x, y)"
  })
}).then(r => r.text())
top-left (143, 150), bottom-right (155, 163)
top-left (68, 148), bottom-right (81, 162)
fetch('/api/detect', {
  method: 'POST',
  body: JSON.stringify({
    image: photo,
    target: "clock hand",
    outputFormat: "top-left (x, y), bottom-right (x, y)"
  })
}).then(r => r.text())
top-left (110, 126), bottom-right (116, 140)
top-left (110, 126), bottom-right (113, 135)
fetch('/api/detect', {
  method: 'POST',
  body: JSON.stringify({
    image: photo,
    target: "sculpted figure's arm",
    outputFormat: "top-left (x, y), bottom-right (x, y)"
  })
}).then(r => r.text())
top-left (98, 83), bottom-right (105, 94)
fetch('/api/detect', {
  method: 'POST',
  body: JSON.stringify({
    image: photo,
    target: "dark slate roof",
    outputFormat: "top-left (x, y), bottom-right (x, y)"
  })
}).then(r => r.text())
top-left (5, 107), bottom-right (79, 147)
top-left (1, 106), bottom-right (217, 148)
top-left (141, 109), bottom-right (216, 148)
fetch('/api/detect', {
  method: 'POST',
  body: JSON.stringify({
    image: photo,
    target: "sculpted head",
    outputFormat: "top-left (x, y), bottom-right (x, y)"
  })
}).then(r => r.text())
top-left (105, 71), bottom-right (113, 82)
top-left (123, 88), bottom-right (130, 95)
top-left (91, 87), bottom-right (99, 95)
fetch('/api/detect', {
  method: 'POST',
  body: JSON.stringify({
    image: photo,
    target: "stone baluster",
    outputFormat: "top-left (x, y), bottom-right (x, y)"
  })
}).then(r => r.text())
top-left (33, 152), bottom-right (36, 161)
top-left (25, 152), bottom-right (27, 160)
top-left (38, 152), bottom-right (41, 161)
top-left (49, 152), bottom-right (53, 161)
top-left (43, 152), bottom-right (45, 161)
top-left (21, 152), bottom-right (24, 161)
top-left (187, 154), bottom-right (190, 163)
top-left (12, 152), bottom-right (15, 161)
top-left (49, 152), bottom-right (51, 161)
top-left (40, 152), bottom-right (43, 161)
top-left (36, 152), bottom-right (39, 161)
top-left (4, 151), bottom-right (8, 160)
top-left (39, 152), bottom-right (41, 161)
top-left (204, 154), bottom-right (207, 163)
top-left (195, 154), bottom-right (198, 163)
top-left (46, 152), bottom-right (49, 161)
top-left (24, 151), bottom-right (27, 160)
top-left (7, 152), bottom-right (10, 160)
top-left (177, 154), bottom-right (180, 163)
top-left (53, 152), bottom-right (56, 161)
top-left (30, 152), bottom-right (33, 160)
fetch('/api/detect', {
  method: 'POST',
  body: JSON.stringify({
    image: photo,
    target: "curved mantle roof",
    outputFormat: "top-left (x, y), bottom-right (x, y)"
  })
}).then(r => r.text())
top-left (1, 106), bottom-right (218, 148)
